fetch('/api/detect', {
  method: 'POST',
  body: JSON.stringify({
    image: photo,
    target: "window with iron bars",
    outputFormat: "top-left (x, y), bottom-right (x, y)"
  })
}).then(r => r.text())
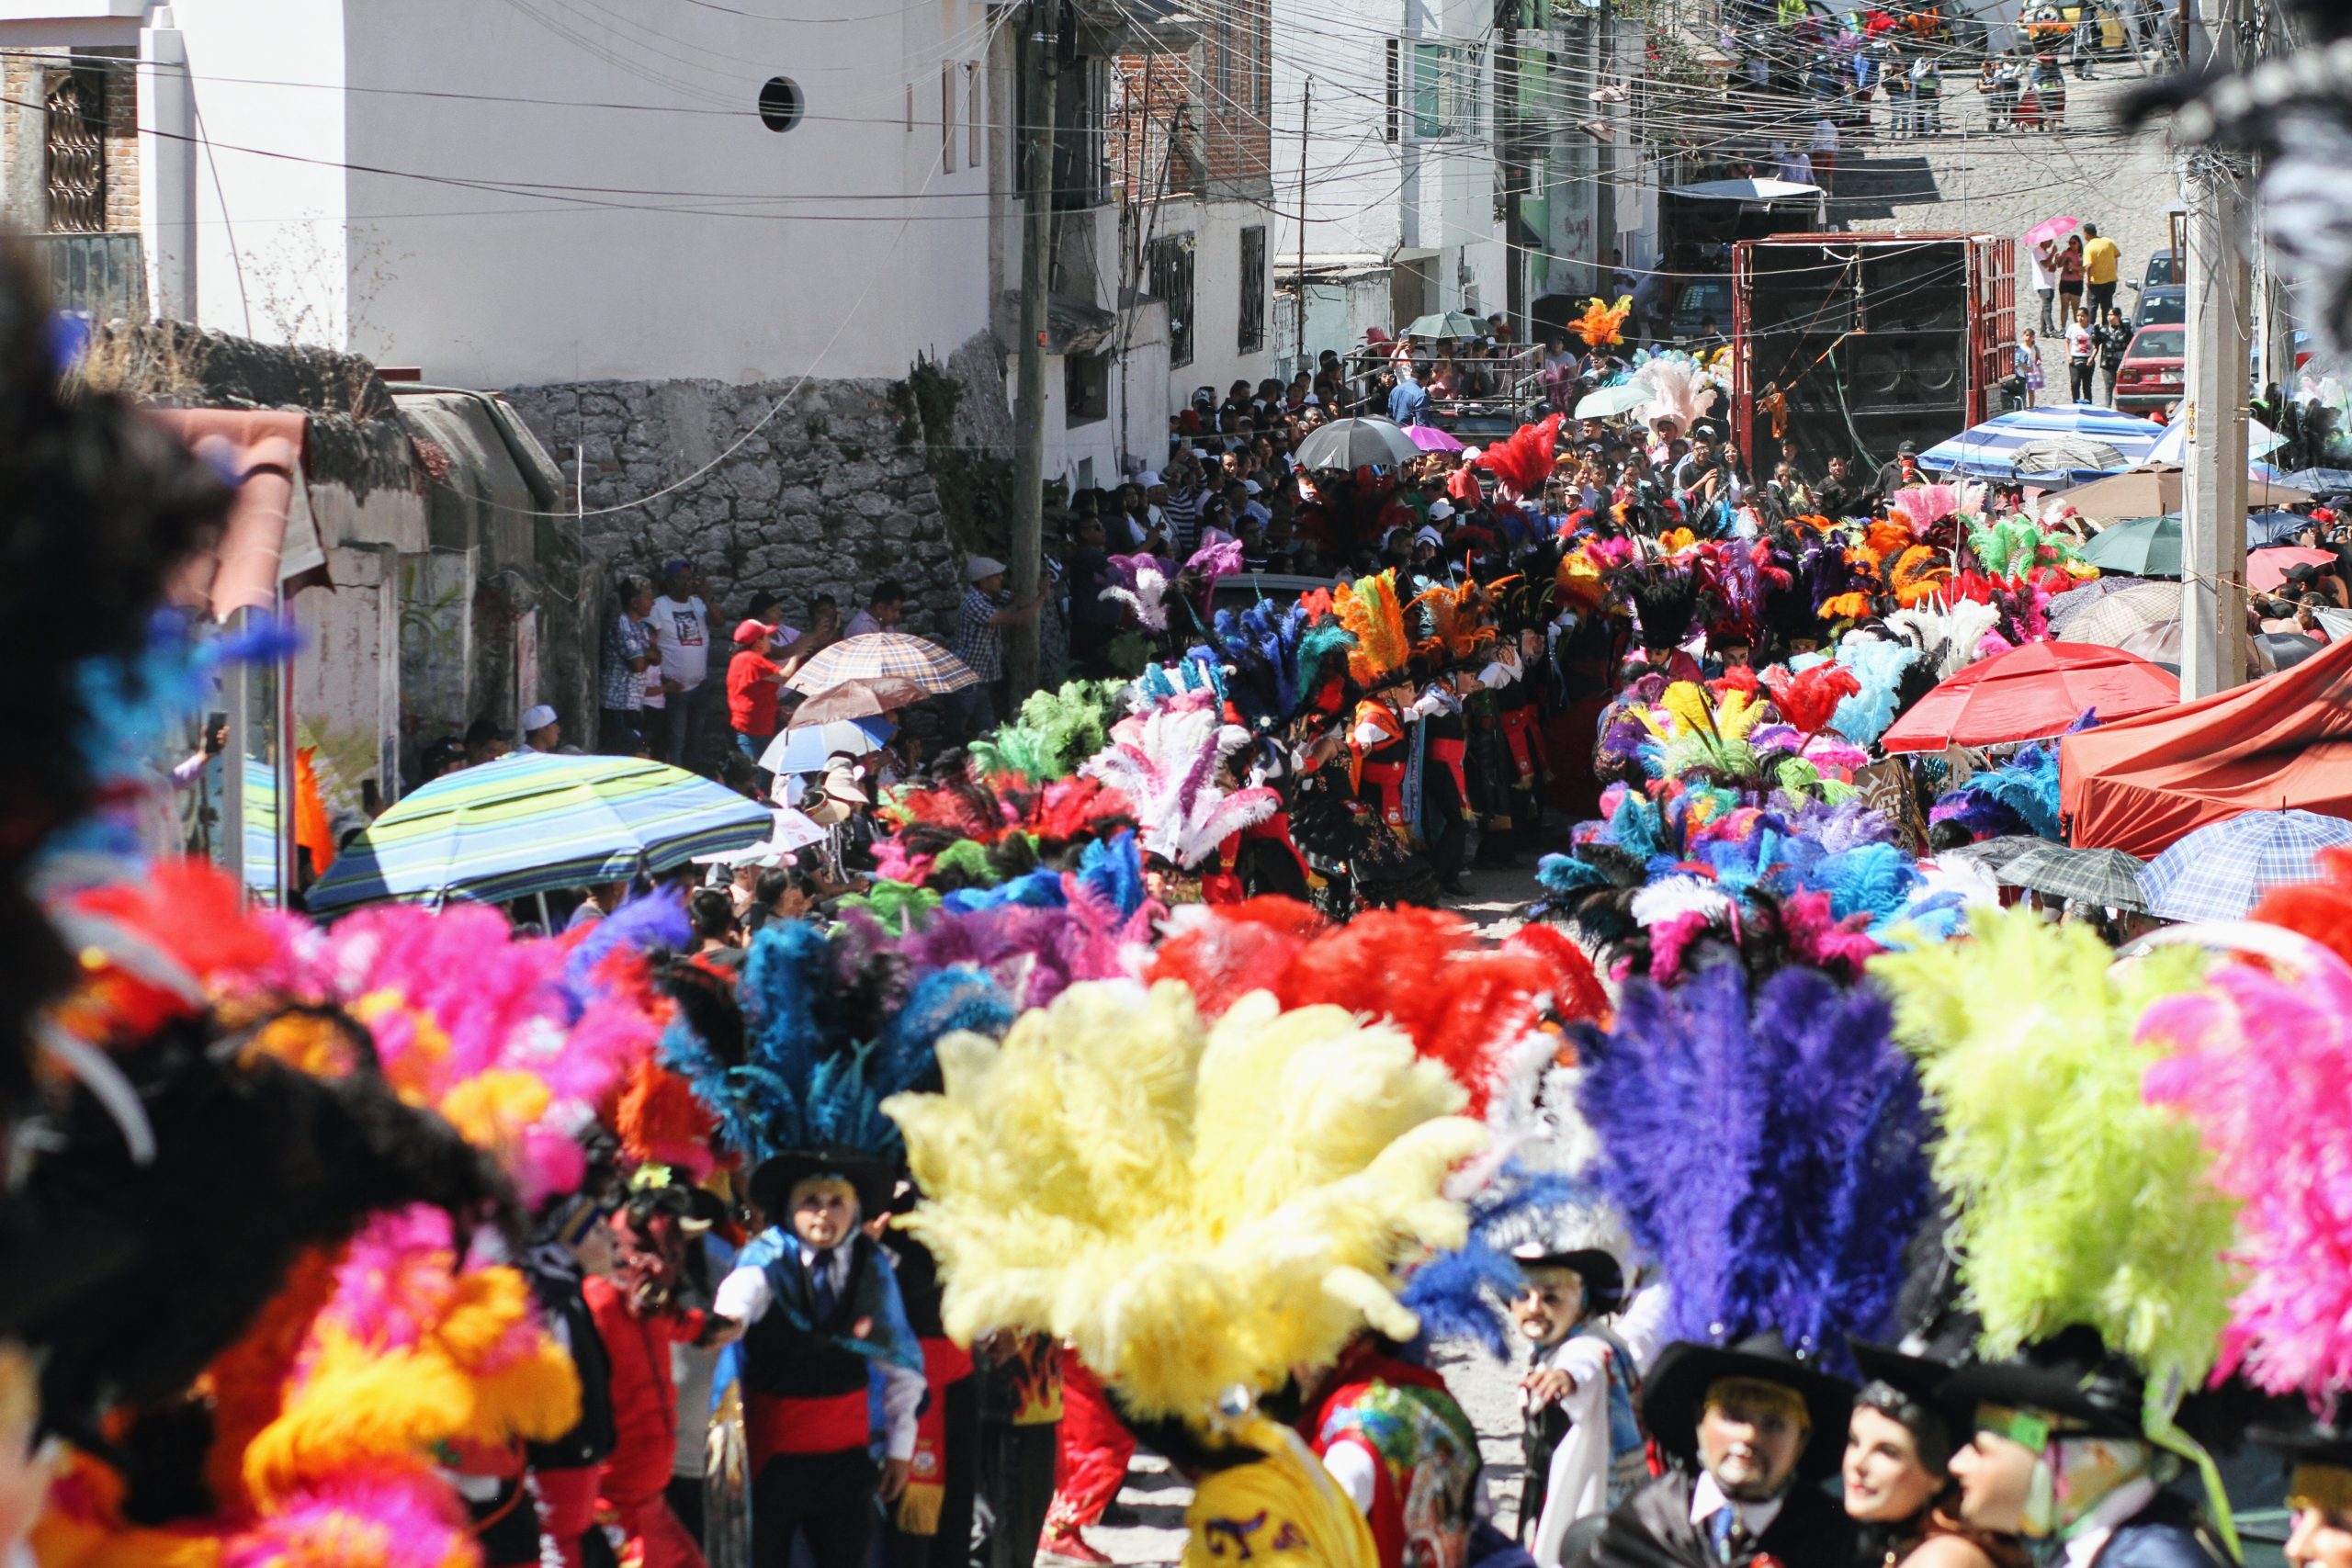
top-left (1147, 232), bottom-right (1195, 368)
top-left (1238, 226), bottom-right (1266, 353)
top-left (43, 63), bottom-right (108, 234)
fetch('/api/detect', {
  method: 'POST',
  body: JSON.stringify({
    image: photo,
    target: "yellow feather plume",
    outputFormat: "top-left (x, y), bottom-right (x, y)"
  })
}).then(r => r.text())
top-left (886, 979), bottom-right (1483, 1420)
top-left (1408, 581), bottom-right (1498, 666)
top-left (1334, 571), bottom-right (1412, 687)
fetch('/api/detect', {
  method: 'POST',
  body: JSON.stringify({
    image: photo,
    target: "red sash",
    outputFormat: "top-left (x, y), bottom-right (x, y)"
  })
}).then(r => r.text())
top-left (1499, 705), bottom-right (1540, 782)
top-left (1429, 738), bottom-right (1469, 809)
top-left (1361, 761), bottom-right (1408, 829)
top-left (744, 1389), bottom-right (868, 1472)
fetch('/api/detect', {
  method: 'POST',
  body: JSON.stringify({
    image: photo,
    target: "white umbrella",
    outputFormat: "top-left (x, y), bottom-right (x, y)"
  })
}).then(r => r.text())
top-left (2144, 412), bottom-right (2289, 467)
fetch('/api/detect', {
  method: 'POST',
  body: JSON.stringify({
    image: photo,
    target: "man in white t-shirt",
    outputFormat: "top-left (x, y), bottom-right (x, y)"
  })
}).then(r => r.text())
top-left (2028, 234), bottom-right (2057, 335)
top-left (649, 558), bottom-right (714, 770)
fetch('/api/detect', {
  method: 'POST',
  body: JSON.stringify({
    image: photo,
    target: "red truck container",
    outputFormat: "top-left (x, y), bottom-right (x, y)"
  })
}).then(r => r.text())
top-left (1731, 232), bottom-right (2015, 478)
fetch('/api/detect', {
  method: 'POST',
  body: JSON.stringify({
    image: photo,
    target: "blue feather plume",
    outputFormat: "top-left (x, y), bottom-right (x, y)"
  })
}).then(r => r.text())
top-left (1400, 1161), bottom-right (1585, 1359)
top-left (1575, 964), bottom-right (1930, 1370)
top-left (562, 887), bottom-right (690, 1007)
top-left (1078, 830), bottom-right (1148, 917)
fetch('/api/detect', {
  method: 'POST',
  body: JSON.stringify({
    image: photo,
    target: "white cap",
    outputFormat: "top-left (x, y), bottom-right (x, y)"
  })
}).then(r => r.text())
top-left (520, 704), bottom-right (558, 732)
top-left (1463, 446), bottom-right (1484, 461)
top-left (1138, 469), bottom-right (1162, 488)
top-left (1243, 479), bottom-right (1262, 495)
top-left (1192, 446), bottom-right (1210, 458)
top-left (967, 555), bottom-right (1008, 581)
top-left (1304, 393), bottom-right (1321, 405)
top-left (1414, 525), bottom-right (1444, 549)
top-left (1427, 499), bottom-right (1455, 522)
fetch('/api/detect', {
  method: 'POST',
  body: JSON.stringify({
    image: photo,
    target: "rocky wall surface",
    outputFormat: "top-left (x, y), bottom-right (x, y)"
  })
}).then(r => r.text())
top-left (505, 349), bottom-right (1000, 642)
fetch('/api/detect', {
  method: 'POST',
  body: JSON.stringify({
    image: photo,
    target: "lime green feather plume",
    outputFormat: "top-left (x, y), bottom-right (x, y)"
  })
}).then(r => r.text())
top-left (967, 679), bottom-right (1126, 784)
top-left (1868, 908), bottom-right (2237, 1382)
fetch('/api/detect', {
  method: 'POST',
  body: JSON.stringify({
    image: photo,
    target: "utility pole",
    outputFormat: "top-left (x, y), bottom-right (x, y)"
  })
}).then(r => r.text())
top-left (1007, 0), bottom-right (1059, 702)
top-left (2177, 0), bottom-right (2248, 700)
top-left (1295, 77), bottom-right (1310, 374)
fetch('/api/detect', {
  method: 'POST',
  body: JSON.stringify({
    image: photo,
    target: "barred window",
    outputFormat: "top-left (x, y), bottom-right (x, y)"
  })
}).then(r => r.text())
top-left (1148, 232), bottom-right (1195, 367)
top-left (1238, 225), bottom-right (1266, 353)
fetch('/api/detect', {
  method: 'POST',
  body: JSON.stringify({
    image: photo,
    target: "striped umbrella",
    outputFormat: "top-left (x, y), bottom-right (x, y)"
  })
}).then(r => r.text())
top-left (786, 632), bottom-right (978, 696)
top-left (306, 752), bottom-right (771, 914)
top-left (1917, 403), bottom-right (2166, 480)
top-left (1996, 842), bottom-right (2148, 911)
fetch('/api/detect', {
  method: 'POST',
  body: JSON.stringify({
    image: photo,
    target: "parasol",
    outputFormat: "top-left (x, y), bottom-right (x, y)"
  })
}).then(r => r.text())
top-left (1574, 382), bottom-right (1651, 420)
top-left (1406, 425), bottom-right (1466, 453)
top-left (786, 632), bottom-right (977, 696)
top-left (1294, 416), bottom-right (1421, 468)
top-left (2138, 809), bottom-right (2352, 922)
top-left (2080, 516), bottom-right (2182, 579)
top-left (2248, 547), bottom-right (2340, 594)
top-left (1880, 641), bottom-right (2178, 753)
top-left (2023, 215), bottom-right (2082, 252)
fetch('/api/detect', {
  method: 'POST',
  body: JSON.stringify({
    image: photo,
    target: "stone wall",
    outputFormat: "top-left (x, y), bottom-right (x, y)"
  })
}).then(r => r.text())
top-left (504, 333), bottom-right (1012, 642)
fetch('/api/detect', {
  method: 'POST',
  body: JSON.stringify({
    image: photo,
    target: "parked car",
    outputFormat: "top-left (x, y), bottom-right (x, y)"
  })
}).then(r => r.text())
top-left (2113, 325), bottom-right (2184, 415)
top-left (2142, 248), bottom-right (2179, 288)
top-left (2132, 285), bottom-right (2184, 332)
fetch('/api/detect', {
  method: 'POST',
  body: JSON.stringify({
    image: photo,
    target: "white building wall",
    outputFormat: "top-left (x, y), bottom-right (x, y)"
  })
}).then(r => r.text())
top-left (334, 0), bottom-right (993, 387)
top-left (164, 0), bottom-right (349, 346)
top-left (1269, 0), bottom-right (1502, 329)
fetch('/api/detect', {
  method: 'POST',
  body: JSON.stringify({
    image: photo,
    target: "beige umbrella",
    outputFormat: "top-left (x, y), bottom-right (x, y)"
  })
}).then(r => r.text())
top-left (2064, 463), bottom-right (2312, 518)
top-left (2064, 581), bottom-right (2181, 648)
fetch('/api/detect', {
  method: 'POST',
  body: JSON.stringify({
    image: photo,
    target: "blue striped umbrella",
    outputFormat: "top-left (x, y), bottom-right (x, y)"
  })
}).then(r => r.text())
top-left (307, 752), bottom-right (772, 914)
top-left (2136, 808), bottom-right (2352, 923)
top-left (1917, 403), bottom-right (2166, 479)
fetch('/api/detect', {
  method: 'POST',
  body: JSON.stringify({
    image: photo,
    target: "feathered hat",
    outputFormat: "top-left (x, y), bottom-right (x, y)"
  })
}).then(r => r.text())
top-left (1869, 910), bottom-right (2235, 1382)
top-left (1333, 570), bottom-right (1412, 688)
top-left (886, 978), bottom-right (1486, 1420)
top-left (1080, 691), bottom-right (1280, 869)
top-left (1573, 959), bottom-right (1932, 1373)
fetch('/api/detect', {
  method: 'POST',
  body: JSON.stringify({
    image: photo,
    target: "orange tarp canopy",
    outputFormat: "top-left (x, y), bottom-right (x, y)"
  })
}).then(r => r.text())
top-left (2060, 632), bottom-right (2352, 856)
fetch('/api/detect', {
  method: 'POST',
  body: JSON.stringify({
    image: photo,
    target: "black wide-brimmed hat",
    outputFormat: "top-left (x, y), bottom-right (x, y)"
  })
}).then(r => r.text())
top-left (748, 1145), bottom-right (894, 1222)
top-left (1938, 1325), bottom-right (2146, 1442)
top-left (1510, 1245), bottom-right (1627, 1315)
top-left (1642, 1330), bottom-right (1860, 1482)
top-left (1849, 1337), bottom-right (1973, 1462)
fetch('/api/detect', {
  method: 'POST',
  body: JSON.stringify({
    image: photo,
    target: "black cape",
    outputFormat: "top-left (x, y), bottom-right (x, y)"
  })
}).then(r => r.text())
top-left (1572, 1471), bottom-right (1855, 1568)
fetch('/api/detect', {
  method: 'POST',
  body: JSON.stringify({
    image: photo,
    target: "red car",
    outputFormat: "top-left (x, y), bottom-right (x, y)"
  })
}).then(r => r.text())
top-left (2112, 325), bottom-right (2184, 416)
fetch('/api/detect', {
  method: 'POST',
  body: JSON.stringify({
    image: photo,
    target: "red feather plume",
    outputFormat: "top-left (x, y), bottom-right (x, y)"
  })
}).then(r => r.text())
top-left (1760, 662), bottom-right (1861, 737)
top-left (1474, 414), bottom-right (1566, 499)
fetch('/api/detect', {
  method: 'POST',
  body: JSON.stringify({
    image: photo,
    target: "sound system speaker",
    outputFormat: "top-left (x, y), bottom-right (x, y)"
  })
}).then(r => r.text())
top-left (1741, 238), bottom-right (1975, 477)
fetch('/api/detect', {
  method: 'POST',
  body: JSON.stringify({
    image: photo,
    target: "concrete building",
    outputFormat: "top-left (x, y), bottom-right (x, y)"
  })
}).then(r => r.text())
top-left (0, 0), bottom-right (1274, 638)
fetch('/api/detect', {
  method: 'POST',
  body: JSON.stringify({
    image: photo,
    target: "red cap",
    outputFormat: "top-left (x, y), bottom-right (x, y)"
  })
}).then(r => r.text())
top-left (733, 619), bottom-right (774, 645)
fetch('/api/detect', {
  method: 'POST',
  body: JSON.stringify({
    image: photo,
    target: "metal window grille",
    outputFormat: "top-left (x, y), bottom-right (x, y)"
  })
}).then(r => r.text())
top-left (1238, 225), bottom-right (1266, 352)
top-left (43, 65), bottom-right (107, 234)
top-left (1148, 232), bottom-right (1195, 367)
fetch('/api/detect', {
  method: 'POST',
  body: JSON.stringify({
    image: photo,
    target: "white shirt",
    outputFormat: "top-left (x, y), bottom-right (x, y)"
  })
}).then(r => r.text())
top-left (650, 594), bottom-right (710, 689)
top-left (713, 1242), bottom-right (926, 1461)
top-left (1689, 1471), bottom-right (1788, 1542)
top-left (1811, 118), bottom-right (1838, 153)
top-left (1526, 1333), bottom-right (1622, 1567)
top-left (2067, 322), bottom-right (2095, 358)
top-left (2060, 1475), bottom-right (2161, 1568)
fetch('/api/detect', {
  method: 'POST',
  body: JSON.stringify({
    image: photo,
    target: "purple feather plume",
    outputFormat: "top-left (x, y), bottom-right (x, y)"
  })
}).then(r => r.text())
top-left (1574, 964), bottom-right (1930, 1369)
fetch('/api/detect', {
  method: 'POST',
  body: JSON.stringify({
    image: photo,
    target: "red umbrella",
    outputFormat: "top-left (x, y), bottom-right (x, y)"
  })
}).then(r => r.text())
top-left (2248, 546), bottom-right (2339, 594)
top-left (1880, 641), bottom-right (2178, 754)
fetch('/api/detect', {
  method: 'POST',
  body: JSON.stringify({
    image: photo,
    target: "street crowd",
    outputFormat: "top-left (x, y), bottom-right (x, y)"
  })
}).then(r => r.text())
top-left (28, 18), bottom-right (2352, 1568)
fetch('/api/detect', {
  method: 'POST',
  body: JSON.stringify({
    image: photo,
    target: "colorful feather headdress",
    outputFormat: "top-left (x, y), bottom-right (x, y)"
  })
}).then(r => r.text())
top-left (1080, 691), bottom-right (1280, 868)
top-left (1571, 296), bottom-right (1634, 349)
top-left (967, 678), bottom-right (1125, 785)
top-left (1409, 580), bottom-right (1498, 667)
top-left (886, 977), bottom-right (1485, 1419)
top-left (1573, 959), bottom-right (1931, 1367)
top-left (1870, 909), bottom-right (2235, 1381)
top-left (1148, 899), bottom-right (1605, 1116)
top-left (1333, 570), bottom-right (1412, 687)
top-left (1632, 351), bottom-right (1721, 432)
top-left (663, 921), bottom-right (1012, 1168)
top-left (1207, 599), bottom-right (1357, 729)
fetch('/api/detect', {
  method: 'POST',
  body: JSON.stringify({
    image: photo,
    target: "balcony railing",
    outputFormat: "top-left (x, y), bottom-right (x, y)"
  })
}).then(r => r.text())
top-left (28, 231), bottom-right (148, 321)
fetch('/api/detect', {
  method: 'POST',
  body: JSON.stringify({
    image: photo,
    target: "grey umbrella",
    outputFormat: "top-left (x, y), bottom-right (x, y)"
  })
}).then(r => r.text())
top-left (1944, 834), bottom-right (2046, 871)
top-left (1294, 416), bottom-right (1421, 469)
top-left (1997, 841), bottom-right (2148, 911)
top-left (2008, 437), bottom-right (2131, 482)
top-left (2045, 575), bottom-right (2143, 636)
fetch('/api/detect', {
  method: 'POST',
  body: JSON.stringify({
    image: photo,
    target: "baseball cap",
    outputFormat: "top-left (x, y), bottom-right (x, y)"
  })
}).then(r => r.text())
top-left (1243, 479), bottom-right (1262, 495)
top-left (520, 704), bottom-right (558, 732)
top-left (1427, 499), bottom-right (1455, 522)
top-left (967, 556), bottom-right (1009, 582)
top-left (1413, 525), bottom-right (1444, 549)
top-left (1898, 440), bottom-right (1918, 456)
top-left (661, 557), bottom-right (692, 580)
top-left (1138, 470), bottom-right (1162, 488)
top-left (733, 618), bottom-right (774, 644)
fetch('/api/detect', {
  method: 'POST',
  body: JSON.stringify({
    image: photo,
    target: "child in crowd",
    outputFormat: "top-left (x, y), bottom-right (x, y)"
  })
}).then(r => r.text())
top-left (1511, 1247), bottom-right (1648, 1568)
